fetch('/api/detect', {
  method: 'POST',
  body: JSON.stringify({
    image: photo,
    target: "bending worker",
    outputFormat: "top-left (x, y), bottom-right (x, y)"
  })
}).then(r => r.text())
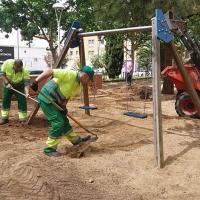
top-left (30, 66), bottom-right (94, 157)
top-left (0, 59), bottom-right (30, 125)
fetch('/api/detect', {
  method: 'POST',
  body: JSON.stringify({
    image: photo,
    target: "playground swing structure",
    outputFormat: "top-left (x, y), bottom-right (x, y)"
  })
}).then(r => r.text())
top-left (28, 17), bottom-right (174, 168)
top-left (123, 34), bottom-right (148, 119)
top-left (27, 23), bottom-right (152, 121)
top-left (79, 35), bottom-right (102, 110)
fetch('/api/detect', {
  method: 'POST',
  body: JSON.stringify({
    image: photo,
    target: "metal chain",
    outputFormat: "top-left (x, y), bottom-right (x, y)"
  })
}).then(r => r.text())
top-left (143, 82), bottom-right (148, 114)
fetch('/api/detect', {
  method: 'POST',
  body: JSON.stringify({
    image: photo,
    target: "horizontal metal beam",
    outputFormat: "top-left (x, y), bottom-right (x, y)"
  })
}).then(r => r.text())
top-left (77, 26), bottom-right (152, 38)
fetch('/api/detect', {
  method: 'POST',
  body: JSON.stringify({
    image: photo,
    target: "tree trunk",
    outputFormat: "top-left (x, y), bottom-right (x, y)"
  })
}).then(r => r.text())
top-left (162, 43), bottom-right (174, 94)
top-left (47, 38), bottom-right (58, 68)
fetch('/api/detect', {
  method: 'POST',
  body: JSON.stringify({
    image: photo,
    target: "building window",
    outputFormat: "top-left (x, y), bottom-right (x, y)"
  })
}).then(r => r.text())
top-left (88, 51), bottom-right (94, 58)
top-left (69, 51), bottom-right (73, 58)
top-left (101, 39), bottom-right (104, 45)
top-left (76, 51), bottom-right (79, 57)
top-left (88, 39), bottom-right (94, 47)
top-left (88, 40), bottom-right (91, 47)
top-left (91, 40), bottom-right (94, 47)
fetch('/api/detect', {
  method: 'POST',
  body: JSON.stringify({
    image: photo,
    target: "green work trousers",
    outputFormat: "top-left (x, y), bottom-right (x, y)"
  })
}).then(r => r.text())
top-left (39, 99), bottom-right (81, 153)
top-left (1, 83), bottom-right (27, 121)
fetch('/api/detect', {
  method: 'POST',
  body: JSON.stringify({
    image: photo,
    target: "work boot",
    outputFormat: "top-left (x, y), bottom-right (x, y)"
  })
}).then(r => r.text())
top-left (0, 119), bottom-right (9, 125)
top-left (82, 135), bottom-right (91, 142)
top-left (44, 151), bottom-right (61, 157)
top-left (73, 135), bottom-right (91, 145)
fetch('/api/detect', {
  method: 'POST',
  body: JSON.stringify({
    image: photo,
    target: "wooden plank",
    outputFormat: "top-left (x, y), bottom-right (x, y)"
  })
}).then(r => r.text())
top-left (152, 18), bottom-right (164, 168)
top-left (53, 28), bottom-right (78, 69)
top-left (27, 102), bottom-right (40, 125)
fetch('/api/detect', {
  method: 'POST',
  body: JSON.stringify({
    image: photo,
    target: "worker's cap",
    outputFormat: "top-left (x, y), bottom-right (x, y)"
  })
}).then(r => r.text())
top-left (81, 66), bottom-right (94, 82)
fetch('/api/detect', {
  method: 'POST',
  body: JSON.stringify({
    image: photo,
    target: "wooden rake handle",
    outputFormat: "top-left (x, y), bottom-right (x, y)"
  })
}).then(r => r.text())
top-left (11, 88), bottom-right (38, 103)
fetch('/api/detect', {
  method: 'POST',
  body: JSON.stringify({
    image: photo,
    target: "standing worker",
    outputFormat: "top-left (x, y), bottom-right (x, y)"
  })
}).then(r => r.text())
top-left (0, 59), bottom-right (30, 125)
top-left (30, 66), bottom-right (94, 157)
top-left (126, 65), bottom-right (133, 86)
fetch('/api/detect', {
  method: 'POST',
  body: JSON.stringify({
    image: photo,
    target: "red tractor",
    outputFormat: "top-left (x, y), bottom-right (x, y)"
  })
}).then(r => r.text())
top-left (162, 11), bottom-right (200, 119)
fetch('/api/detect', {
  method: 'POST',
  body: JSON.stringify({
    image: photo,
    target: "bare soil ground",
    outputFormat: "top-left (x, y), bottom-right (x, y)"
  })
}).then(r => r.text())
top-left (1, 79), bottom-right (200, 200)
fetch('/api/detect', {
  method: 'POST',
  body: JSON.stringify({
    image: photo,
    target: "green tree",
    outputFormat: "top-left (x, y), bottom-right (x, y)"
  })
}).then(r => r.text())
top-left (104, 35), bottom-right (124, 78)
top-left (92, 0), bottom-right (153, 75)
top-left (0, 0), bottom-right (62, 63)
top-left (90, 54), bottom-right (105, 70)
top-left (0, 0), bottom-right (98, 65)
top-left (136, 41), bottom-right (151, 70)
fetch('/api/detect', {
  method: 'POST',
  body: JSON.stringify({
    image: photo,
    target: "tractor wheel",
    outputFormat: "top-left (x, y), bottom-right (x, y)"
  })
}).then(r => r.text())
top-left (176, 90), bottom-right (184, 100)
top-left (175, 92), bottom-right (199, 118)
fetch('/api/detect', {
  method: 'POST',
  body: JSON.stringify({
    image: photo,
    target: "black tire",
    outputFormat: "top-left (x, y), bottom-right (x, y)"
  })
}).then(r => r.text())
top-left (176, 90), bottom-right (184, 100)
top-left (175, 92), bottom-right (199, 118)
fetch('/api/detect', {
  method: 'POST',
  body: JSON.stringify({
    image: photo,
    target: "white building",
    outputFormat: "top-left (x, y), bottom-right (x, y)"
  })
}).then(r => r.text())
top-left (0, 29), bottom-right (49, 73)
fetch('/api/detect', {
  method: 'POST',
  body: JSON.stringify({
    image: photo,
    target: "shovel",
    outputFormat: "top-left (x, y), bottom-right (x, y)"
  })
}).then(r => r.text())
top-left (38, 90), bottom-right (98, 142)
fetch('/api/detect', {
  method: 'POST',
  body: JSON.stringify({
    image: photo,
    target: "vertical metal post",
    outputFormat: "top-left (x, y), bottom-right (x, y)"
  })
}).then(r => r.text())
top-left (57, 17), bottom-right (60, 56)
top-left (152, 18), bottom-right (164, 168)
top-left (55, 10), bottom-right (63, 56)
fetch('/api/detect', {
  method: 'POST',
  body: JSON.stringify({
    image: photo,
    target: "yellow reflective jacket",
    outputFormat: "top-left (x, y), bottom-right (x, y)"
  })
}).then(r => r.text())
top-left (38, 69), bottom-right (81, 104)
top-left (0, 59), bottom-right (30, 86)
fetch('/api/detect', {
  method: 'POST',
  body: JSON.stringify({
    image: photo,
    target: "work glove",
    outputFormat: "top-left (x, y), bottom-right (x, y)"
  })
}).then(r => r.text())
top-left (5, 83), bottom-right (12, 90)
top-left (30, 80), bottom-right (38, 92)
top-left (60, 105), bottom-right (68, 115)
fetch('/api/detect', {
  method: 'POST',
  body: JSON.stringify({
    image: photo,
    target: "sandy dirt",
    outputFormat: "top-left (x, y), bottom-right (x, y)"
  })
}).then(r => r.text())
top-left (1, 79), bottom-right (200, 200)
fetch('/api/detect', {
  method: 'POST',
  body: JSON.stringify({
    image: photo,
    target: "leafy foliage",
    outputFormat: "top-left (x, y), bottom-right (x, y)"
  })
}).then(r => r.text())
top-left (0, 0), bottom-right (95, 64)
top-left (90, 54), bottom-right (105, 70)
top-left (0, 0), bottom-right (59, 62)
top-left (104, 35), bottom-right (124, 78)
top-left (1, 0), bottom-right (200, 79)
top-left (136, 41), bottom-right (151, 69)
top-left (44, 52), bottom-right (53, 68)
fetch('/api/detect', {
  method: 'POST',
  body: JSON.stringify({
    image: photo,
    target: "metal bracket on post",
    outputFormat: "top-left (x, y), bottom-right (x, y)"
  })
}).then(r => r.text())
top-left (155, 9), bottom-right (173, 43)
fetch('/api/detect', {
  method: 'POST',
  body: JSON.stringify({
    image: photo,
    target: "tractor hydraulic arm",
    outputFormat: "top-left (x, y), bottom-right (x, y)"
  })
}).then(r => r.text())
top-left (164, 11), bottom-right (200, 69)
